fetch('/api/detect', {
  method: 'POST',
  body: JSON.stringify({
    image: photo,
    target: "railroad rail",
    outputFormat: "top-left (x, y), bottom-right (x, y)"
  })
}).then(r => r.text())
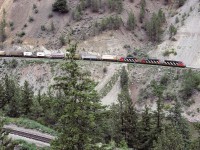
top-left (0, 50), bottom-right (187, 68)
top-left (3, 125), bottom-right (55, 144)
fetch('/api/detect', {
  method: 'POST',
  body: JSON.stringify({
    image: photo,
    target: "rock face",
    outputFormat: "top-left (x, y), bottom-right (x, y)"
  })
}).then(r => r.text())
top-left (149, 0), bottom-right (200, 68)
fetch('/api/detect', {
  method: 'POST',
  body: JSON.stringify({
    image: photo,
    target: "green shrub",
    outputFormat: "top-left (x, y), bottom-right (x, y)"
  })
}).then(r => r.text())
top-left (17, 31), bottom-right (26, 37)
top-left (24, 24), bottom-right (27, 28)
top-left (97, 15), bottom-right (122, 32)
top-left (160, 74), bottom-right (169, 86)
top-left (169, 24), bottom-right (177, 38)
top-left (127, 11), bottom-right (136, 31)
top-left (48, 13), bottom-right (53, 18)
top-left (34, 9), bottom-right (39, 14)
top-left (163, 49), bottom-right (177, 56)
top-left (41, 25), bottom-right (46, 31)
top-left (181, 70), bottom-right (200, 99)
top-left (33, 4), bottom-right (37, 10)
top-left (108, 0), bottom-right (123, 13)
top-left (52, 0), bottom-right (69, 13)
top-left (28, 16), bottom-right (34, 22)
top-left (9, 59), bottom-right (18, 68)
top-left (72, 7), bottom-right (82, 21)
top-left (175, 17), bottom-right (179, 23)
top-left (59, 34), bottom-right (66, 46)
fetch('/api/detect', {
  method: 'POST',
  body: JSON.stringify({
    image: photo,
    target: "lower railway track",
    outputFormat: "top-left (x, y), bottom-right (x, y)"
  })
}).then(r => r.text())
top-left (3, 126), bottom-right (55, 144)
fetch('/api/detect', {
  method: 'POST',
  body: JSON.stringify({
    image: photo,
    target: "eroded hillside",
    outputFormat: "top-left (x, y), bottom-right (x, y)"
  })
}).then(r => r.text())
top-left (1, 0), bottom-right (200, 121)
top-left (0, 0), bottom-right (175, 54)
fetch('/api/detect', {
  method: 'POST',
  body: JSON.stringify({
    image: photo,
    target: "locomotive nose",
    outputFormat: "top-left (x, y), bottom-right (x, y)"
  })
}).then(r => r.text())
top-left (120, 57), bottom-right (124, 61)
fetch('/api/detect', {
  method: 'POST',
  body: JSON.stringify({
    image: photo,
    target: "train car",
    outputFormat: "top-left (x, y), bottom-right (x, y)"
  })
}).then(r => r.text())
top-left (119, 57), bottom-right (138, 63)
top-left (36, 52), bottom-right (45, 57)
top-left (65, 52), bottom-right (81, 60)
top-left (23, 52), bottom-right (33, 57)
top-left (140, 58), bottom-right (160, 65)
top-left (162, 60), bottom-right (186, 68)
top-left (6, 51), bottom-right (23, 57)
top-left (102, 55), bottom-right (117, 61)
top-left (50, 53), bottom-right (65, 59)
top-left (81, 53), bottom-right (101, 61)
top-left (0, 51), bottom-right (5, 56)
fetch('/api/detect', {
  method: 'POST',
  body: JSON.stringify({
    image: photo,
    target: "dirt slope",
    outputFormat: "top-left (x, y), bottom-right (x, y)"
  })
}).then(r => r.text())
top-left (149, 0), bottom-right (200, 68)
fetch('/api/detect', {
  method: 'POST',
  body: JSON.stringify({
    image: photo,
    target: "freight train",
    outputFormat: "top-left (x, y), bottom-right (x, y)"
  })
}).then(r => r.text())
top-left (0, 50), bottom-right (186, 68)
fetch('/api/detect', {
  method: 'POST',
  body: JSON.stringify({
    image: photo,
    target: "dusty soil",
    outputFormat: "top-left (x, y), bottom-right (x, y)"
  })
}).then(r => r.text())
top-left (149, 0), bottom-right (200, 68)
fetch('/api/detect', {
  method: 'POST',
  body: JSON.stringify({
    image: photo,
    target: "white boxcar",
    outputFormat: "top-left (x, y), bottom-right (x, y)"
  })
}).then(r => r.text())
top-left (81, 53), bottom-right (100, 60)
top-left (36, 52), bottom-right (45, 57)
top-left (0, 51), bottom-right (5, 56)
top-left (102, 55), bottom-right (117, 61)
top-left (51, 53), bottom-right (65, 58)
top-left (23, 52), bottom-right (33, 57)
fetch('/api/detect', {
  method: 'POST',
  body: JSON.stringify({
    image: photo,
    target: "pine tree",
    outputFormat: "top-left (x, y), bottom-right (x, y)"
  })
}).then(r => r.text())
top-left (117, 66), bottom-right (140, 148)
top-left (0, 117), bottom-right (16, 149)
top-left (3, 75), bottom-right (20, 117)
top-left (153, 125), bottom-right (185, 150)
top-left (51, 43), bottom-right (104, 150)
top-left (120, 66), bottom-right (128, 89)
top-left (21, 81), bottom-right (33, 116)
top-left (30, 90), bottom-right (44, 121)
top-left (139, 0), bottom-right (146, 23)
top-left (108, 0), bottom-right (123, 13)
top-left (177, 0), bottom-right (186, 7)
top-left (91, 0), bottom-right (101, 13)
top-left (137, 106), bottom-right (154, 150)
top-left (168, 99), bottom-right (191, 148)
top-left (0, 9), bottom-right (7, 42)
top-left (169, 24), bottom-right (177, 38)
top-left (146, 10), bottom-right (165, 42)
top-left (190, 123), bottom-right (200, 150)
top-left (0, 83), bottom-right (4, 109)
top-left (121, 91), bottom-right (139, 148)
top-left (127, 11), bottom-right (136, 31)
top-left (152, 82), bottom-right (164, 134)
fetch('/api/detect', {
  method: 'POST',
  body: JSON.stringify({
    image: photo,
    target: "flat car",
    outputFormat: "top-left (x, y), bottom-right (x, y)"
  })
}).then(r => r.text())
top-left (0, 51), bottom-right (5, 56)
top-left (102, 55), bottom-right (117, 61)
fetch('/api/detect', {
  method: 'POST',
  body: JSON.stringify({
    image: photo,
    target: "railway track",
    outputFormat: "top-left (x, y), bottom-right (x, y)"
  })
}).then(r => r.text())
top-left (3, 126), bottom-right (55, 144)
top-left (0, 55), bottom-right (199, 70)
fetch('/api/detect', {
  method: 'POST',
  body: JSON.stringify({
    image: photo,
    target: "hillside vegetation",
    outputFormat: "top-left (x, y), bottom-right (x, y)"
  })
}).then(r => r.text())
top-left (1, 0), bottom-right (200, 149)
top-left (0, 0), bottom-right (185, 52)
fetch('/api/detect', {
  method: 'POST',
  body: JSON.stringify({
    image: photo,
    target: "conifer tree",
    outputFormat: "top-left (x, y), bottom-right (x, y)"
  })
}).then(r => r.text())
top-left (51, 43), bottom-right (104, 150)
top-left (190, 123), bottom-right (200, 150)
top-left (0, 9), bottom-right (7, 42)
top-left (108, 0), bottom-right (123, 13)
top-left (177, 0), bottom-right (186, 7)
top-left (21, 81), bottom-right (33, 116)
top-left (0, 83), bottom-right (4, 109)
top-left (168, 99), bottom-right (191, 148)
top-left (146, 9), bottom-right (165, 42)
top-left (137, 106), bottom-right (154, 150)
top-left (0, 117), bottom-right (16, 149)
top-left (30, 90), bottom-right (44, 121)
top-left (3, 75), bottom-right (20, 117)
top-left (91, 0), bottom-right (101, 12)
top-left (139, 0), bottom-right (146, 23)
top-left (127, 11), bottom-right (136, 31)
top-left (153, 125), bottom-right (185, 150)
top-left (152, 81), bottom-right (164, 134)
top-left (120, 66), bottom-right (128, 89)
top-left (117, 66), bottom-right (140, 148)
top-left (169, 24), bottom-right (177, 38)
